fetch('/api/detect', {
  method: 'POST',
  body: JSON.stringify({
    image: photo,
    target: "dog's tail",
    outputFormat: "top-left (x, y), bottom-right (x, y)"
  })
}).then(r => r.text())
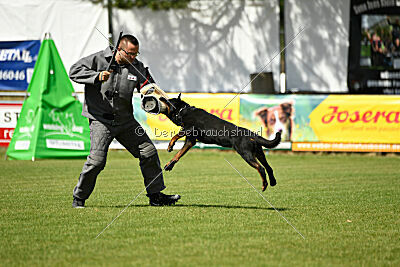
top-left (255, 130), bottom-right (281, 149)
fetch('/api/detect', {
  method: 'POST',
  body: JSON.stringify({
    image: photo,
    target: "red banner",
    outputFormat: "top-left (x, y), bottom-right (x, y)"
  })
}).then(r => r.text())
top-left (0, 103), bottom-right (22, 146)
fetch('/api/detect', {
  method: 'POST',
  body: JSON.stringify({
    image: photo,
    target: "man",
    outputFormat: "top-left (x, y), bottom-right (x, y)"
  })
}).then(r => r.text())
top-left (69, 34), bottom-right (180, 208)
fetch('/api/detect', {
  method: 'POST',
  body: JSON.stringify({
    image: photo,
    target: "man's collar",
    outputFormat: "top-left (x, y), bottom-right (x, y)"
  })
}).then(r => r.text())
top-left (104, 46), bottom-right (113, 58)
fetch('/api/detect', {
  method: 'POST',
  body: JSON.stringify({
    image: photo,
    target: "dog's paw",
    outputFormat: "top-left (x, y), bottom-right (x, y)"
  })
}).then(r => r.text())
top-left (167, 145), bottom-right (174, 152)
top-left (164, 160), bottom-right (177, 171)
top-left (270, 178), bottom-right (277, 187)
top-left (262, 181), bottom-right (268, 192)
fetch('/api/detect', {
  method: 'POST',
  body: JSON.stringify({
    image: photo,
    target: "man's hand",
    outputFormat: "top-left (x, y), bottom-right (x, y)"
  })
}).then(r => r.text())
top-left (98, 70), bottom-right (112, 82)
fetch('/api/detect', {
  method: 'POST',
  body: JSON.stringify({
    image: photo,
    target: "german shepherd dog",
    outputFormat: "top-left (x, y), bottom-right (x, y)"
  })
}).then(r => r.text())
top-left (160, 94), bottom-right (281, 191)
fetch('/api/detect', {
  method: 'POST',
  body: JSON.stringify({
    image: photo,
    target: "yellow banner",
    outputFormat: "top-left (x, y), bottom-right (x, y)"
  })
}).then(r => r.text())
top-left (309, 95), bottom-right (400, 144)
top-left (144, 93), bottom-right (240, 140)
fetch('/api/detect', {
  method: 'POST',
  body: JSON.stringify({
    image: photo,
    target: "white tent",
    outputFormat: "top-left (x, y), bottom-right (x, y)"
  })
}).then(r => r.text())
top-left (0, 0), bottom-right (280, 93)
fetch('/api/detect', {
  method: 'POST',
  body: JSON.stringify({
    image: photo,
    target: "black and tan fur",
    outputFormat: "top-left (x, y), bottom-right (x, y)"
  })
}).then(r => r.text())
top-left (160, 94), bottom-right (281, 191)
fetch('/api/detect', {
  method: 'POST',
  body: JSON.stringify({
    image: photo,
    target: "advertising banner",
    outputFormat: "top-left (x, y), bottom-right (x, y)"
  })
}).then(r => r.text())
top-left (0, 103), bottom-right (22, 147)
top-left (294, 95), bottom-right (400, 152)
top-left (4, 92), bottom-right (400, 153)
top-left (133, 93), bottom-right (240, 141)
top-left (239, 94), bottom-right (400, 152)
top-left (239, 94), bottom-right (298, 149)
top-left (348, 0), bottom-right (400, 94)
top-left (0, 40), bottom-right (40, 91)
top-left (308, 95), bottom-right (400, 143)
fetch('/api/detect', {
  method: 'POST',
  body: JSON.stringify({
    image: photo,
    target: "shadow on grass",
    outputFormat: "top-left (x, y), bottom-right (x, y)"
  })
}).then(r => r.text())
top-left (92, 203), bottom-right (288, 211)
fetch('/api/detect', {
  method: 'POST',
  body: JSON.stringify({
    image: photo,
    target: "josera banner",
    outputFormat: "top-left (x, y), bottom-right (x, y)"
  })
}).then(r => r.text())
top-left (295, 95), bottom-right (400, 152)
top-left (239, 94), bottom-right (400, 152)
top-left (308, 95), bottom-right (400, 143)
top-left (132, 93), bottom-right (400, 152)
top-left (0, 40), bottom-right (40, 90)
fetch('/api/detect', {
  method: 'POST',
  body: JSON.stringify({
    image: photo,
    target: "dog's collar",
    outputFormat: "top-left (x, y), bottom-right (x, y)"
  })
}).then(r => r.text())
top-left (172, 105), bottom-right (192, 126)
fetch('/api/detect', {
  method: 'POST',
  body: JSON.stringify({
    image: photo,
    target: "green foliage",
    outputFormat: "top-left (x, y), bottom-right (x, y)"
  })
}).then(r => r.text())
top-left (90, 0), bottom-right (192, 10)
top-left (0, 150), bottom-right (399, 265)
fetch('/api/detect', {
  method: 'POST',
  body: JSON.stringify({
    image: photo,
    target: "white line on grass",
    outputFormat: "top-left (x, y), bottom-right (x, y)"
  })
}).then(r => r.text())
top-left (224, 158), bottom-right (306, 240)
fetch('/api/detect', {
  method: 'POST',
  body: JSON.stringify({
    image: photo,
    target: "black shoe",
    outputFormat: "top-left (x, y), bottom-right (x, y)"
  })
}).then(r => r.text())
top-left (147, 192), bottom-right (181, 206)
top-left (72, 197), bottom-right (85, 208)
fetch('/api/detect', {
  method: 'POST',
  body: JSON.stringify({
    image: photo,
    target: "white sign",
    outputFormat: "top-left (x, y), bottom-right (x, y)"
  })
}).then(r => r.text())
top-left (46, 139), bottom-right (84, 150)
top-left (0, 104), bottom-right (21, 127)
top-left (14, 140), bottom-right (30, 150)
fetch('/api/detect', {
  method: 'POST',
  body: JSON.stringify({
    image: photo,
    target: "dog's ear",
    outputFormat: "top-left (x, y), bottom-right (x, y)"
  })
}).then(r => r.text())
top-left (280, 103), bottom-right (292, 115)
top-left (178, 93), bottom-right (182, 100)
top-left (255, 107), bottom-right (268, 116)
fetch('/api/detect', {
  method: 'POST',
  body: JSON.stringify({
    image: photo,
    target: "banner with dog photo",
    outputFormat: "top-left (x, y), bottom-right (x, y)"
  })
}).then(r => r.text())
top-left (239, 95), bottom-right (299, 149)
top-left (239, 94), bottom-right (400, 152)
top-left (132, 93), bottom-right (400, 152)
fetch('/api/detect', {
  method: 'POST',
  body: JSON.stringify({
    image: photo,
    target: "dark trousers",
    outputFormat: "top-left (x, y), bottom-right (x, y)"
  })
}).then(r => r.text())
top-left (73, 119), bottom-right (165, 200)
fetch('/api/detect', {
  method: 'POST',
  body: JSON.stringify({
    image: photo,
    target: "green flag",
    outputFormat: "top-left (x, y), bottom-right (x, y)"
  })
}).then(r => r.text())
top-left (6, 36), bottom-right (90, 160)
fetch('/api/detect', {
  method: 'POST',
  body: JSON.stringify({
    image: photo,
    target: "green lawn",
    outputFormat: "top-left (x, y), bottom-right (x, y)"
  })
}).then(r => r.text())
top-left (0, 148), bottom-right (399, 266)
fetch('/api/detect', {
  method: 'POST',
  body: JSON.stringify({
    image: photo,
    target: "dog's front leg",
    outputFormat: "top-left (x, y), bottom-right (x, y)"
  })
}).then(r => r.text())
top-left (165, 137), bottom-right (196, 171)
top-left (167, 128), bottom-right (186, 152)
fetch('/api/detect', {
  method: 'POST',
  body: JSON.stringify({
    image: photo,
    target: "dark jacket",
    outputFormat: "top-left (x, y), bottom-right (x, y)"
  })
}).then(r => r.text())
top-left (69, 46), bottom-right (149, 125)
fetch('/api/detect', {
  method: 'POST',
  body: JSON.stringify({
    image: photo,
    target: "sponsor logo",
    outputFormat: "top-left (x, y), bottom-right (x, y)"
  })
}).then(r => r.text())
top-left (14, 140), bottom-right (30, 150)
top-left (321, 106), bottom-right (400, 124)
top-left (46, 139), bottom-right (84, 150)
top-left (43, 109), bottom-right (84, 138)
top-left (0, 49), bottom-right (34, 63)
top-left (0, 105), bottom-right (21, 127)
top-left (309, 95), bottom-right (400, 143)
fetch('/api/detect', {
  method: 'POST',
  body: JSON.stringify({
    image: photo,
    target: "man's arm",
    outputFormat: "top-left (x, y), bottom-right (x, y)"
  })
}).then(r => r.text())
top-left (69, 53), bottom-right (110, 84)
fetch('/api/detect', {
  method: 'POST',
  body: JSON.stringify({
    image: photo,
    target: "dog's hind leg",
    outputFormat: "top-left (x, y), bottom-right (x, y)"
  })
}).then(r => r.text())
top-left (255, 147), bottom-right (277, 187)
top-left (237, 152), bottom-right (268, 192)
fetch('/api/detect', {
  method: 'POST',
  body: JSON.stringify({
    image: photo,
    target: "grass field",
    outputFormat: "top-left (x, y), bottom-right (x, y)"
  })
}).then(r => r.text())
top-left (0, 147), bottom-right (399, 266)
